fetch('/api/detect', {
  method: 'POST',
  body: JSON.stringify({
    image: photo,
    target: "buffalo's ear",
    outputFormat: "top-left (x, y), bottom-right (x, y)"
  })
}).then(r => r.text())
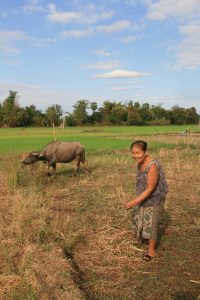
top-left (38, 153), bottom-right (44, 158)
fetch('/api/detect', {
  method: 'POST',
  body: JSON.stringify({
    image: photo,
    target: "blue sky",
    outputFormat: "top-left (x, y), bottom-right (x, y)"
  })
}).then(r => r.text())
top-left (0, 0), bottom-right (200, 113)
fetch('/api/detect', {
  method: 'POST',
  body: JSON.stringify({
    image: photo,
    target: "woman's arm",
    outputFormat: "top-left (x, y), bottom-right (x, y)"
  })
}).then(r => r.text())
top-left (124, 164), bottom-right (159, 209)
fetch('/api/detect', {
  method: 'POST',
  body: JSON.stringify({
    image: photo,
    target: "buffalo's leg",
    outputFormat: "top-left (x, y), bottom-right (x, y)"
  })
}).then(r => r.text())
top-left (51, 163), bottom-right (56, 176)
top-left (73, 156), bottom-right (81, 175)
top-left (45, 162), bottom-right (51, 176)
top-left (82, 160), bottom-right (90, 173)
top-left (80, 153), bottom-right (90, 173)
top-left (47, 161), bottom-right (56, 176)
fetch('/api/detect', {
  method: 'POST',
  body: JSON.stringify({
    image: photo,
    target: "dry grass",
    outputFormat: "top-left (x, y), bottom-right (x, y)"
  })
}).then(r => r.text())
top-left (0, 135), bottom-right (200, 299)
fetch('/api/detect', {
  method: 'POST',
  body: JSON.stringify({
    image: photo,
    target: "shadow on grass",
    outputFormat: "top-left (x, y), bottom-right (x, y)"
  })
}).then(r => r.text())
top-left (56, 168), bottom-right (90, 177)
top-left (171, 291), bottom-right (198, 300)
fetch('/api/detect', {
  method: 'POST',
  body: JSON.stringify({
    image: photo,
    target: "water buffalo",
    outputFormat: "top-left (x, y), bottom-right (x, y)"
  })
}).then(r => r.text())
top-left (22, 141), bottom-right (90, 176)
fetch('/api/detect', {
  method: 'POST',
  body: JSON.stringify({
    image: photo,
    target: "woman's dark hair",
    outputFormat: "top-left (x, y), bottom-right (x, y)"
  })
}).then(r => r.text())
top-left (131, 140), bottom-right (147, 151)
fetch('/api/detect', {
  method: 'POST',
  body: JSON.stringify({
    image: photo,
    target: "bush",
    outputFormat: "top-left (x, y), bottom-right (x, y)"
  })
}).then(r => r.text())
top-left (148, 117), bottom-right (171, 125)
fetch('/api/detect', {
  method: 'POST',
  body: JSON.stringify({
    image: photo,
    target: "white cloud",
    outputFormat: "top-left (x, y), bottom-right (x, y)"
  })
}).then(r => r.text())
top-left (83, 60), bottom-right (121, 70)
top-left (174, 22), bottom-right (200, 69)
top-left (22, 4), bottom-right (45, 13)
top-left (120, 35), bottom-right (140, 43)
top-left (0, 59), bottom-right (20, 66)
top-left (110, 85), bottom-right (138, 91)
top-left (124, 0), bottom-right (139, 5)
top-left (47, 4), bottom-right (81, 24)
top-left (70, 2), bottom-right (114, 24)
top-left (124, 0), bottom-right (152, 5)
top-left (94, 69), bottom-right (150, 78)
top-left (0, 31), bottom-right (27, 41)
top-left (60, 19), bottom-right (133, 39)
top-left (31, 37), bottom-right (56, 47)
top-left (97, 20), bottom-right (132, 34)
top-left (0, 31), bottom-right (29, 54)
top-left (60, 29), bottom-right (93, 38)
top-left (22, 0), bottom-right (45, 13)
top-left (145, 1), bottom-right (200, 70)
top-left (0, 30), bottom-right (55, 55)
top-left (93, 49), bottom-right (111, 56)
top-left (148, 96), bottom-right (176, 101)
top-left (147, 0), bottom-right (200, 21)
top-left (47, 3), bottom-right (113, 25)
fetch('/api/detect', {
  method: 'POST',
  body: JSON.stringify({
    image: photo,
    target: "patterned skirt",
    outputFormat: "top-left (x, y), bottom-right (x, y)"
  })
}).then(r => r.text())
top-left (132, 201), bottom-right (165, 240)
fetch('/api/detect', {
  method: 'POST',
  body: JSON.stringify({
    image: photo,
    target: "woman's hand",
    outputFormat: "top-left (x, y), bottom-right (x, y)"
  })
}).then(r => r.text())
top-left (124, 200), bottom-right (135, 209)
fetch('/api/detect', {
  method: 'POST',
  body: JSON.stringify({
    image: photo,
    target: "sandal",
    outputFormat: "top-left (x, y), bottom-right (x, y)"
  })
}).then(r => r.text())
top-left (142, 253), bottom-right (155, 262)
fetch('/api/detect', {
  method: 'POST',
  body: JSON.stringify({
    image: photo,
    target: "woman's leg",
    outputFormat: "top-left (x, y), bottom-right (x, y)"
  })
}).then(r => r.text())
top-left (148, 239), bottom-right (156, 256)
top-left (149, 201), bottom-right (165, 255)
top-left (142, 239), bottom-right (156, 261)
top-left (142, 206), bottom-right (158, 260)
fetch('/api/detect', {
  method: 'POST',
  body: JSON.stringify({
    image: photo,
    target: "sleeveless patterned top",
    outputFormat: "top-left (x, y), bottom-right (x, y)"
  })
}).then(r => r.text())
top-left (135, 159), bottom-right (168, 207)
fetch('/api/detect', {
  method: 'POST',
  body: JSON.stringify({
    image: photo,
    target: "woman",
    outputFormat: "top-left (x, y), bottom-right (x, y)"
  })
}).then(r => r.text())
top-left (124, 140), bottom-right (168, 261)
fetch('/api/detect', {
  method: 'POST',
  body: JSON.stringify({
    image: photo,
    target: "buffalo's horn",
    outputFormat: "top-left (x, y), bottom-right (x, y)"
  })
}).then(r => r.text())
top-left (32, 152), bottom-right (39, 156)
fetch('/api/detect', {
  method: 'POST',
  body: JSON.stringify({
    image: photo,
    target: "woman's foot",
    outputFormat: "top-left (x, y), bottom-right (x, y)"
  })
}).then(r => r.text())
top-left (142, 252), bottom-right (156, 261)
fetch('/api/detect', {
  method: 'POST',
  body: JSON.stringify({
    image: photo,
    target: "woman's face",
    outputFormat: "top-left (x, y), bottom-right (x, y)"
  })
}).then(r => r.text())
top-left (131, 145), bottom-right (146, 164)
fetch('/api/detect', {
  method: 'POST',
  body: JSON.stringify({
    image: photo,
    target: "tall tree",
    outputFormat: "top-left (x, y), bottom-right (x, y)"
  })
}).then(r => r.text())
top-left (0, 103), bottom-right (3, 126)
top-left (16, 108), bottom-right (30, 127)
top-left (90, 102), bottom-right (98, 113)
top-left (127, 101), bottom-right (142, 125)
top-left (150, 104), bottom-right (166, 121)
top-left (89, 102), bottom-right (101, 124)
top-left (65, 113), bottom-right (76, 126)
top-left (185, 107), bottom-right (199, 124)
top-left (1, 91), bottom-right (20, 127)
top-left (140, 103), bottom-right (151, 124)
top-left (99, 101), bottom-right (115, 124)
top-left (24, 105), bottom-right (47, 126)
top-left (46, 104), bottom-right (63, 126)
top-left (110, 102), bottom-right (127, 124)
top-left (73, 100), bottom-right (89, 125)
top-left (169, 105), bottom-right (186, 125)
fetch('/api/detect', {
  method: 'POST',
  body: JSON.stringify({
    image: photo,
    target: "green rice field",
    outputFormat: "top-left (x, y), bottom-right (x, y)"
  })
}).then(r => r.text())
top-left (0, 125), bottom-right (199, 154)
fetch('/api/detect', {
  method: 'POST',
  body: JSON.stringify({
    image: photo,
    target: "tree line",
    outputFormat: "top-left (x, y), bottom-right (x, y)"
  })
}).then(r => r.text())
top-left (0, 91), bottom-right (199, 127)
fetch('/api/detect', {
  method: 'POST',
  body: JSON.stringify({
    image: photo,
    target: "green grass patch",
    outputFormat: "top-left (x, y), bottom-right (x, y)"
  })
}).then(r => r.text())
top-left (0, 135), bottom-right (175, 155)
top-left (1, 125), bottom-right (197, 154)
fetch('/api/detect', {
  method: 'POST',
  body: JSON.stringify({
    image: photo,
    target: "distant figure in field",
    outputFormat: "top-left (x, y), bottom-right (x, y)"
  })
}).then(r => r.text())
top-left (124, 141), bottom-right (168, 261)
top-left (185, 127), bottom-right (191, 135)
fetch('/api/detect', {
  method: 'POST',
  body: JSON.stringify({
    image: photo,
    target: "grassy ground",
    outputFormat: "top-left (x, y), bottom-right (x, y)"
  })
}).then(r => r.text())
top-left (0, 128), bottom-right (200, 299)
